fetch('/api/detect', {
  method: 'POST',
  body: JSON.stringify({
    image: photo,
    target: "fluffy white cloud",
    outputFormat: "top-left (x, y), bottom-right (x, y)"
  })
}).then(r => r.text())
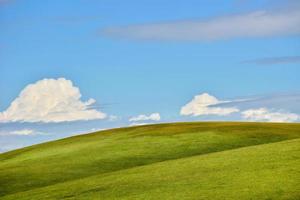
top-left (129, 113), bottom-right (161, 122)
top-left (242, 108), bottom-right (300, 122)
top-left (180, 93), bottom-right (239, 116)
top-left (0, 78), bottom-right (106, 123)
top-left (101, 8), bottom-right (300, 41)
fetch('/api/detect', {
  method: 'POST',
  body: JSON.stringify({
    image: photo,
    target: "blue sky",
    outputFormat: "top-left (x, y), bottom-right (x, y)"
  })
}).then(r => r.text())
top-left (0, 0), bottom-right (300, 152)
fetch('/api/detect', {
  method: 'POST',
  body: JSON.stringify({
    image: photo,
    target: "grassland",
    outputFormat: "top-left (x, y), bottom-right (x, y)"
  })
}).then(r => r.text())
top-left (1, 122), bottom-right (300, 199)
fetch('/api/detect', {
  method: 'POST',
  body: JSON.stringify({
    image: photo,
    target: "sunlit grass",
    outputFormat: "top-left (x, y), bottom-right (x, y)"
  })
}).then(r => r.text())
top-left (1, 122), bottom-right (300, 199)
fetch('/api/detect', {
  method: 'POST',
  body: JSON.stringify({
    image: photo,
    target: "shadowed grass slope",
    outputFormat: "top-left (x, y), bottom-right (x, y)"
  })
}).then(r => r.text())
top-left (0, 122), bottom-right (300, 199)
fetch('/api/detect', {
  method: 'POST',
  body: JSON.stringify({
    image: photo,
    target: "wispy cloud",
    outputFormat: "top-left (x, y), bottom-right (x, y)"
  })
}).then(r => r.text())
top-left (180, 92), bottom-right (300, 122)
top-left (0, 129), bottom-right (46, 136)
top-left (242, 56), bottom-right (300, 65)
top-left (101, 7), bottom-right (300, 41)
top-left (129, 122), bottom-right (149, 127)
top-left (216, 93), bottom-right (300, 114)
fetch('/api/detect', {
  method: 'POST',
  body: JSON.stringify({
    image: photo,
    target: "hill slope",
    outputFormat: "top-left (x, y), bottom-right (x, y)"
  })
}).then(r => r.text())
top-left (1, 122), bottom-right (300, 199)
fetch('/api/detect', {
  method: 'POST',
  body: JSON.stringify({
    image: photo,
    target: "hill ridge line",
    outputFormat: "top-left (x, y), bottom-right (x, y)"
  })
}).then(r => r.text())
top-left (2, 121), bottom-right (299, 156)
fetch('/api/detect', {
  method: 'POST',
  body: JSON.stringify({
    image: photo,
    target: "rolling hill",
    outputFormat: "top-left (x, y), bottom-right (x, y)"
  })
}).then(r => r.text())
top-left (1, 122), bottom-right (300, 200)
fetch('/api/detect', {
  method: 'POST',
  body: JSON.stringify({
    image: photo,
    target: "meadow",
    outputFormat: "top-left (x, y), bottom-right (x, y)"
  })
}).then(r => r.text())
top-left (1, 122), bottom-right (300, 199)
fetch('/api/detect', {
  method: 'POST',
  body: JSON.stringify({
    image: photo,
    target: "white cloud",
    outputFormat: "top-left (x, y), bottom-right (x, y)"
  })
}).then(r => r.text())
top-left (0, 78), bottom-right (106, 123)
top-left (180, 93), bottom-right (239, 116)
top-left (129, 122), bottom-right (149, 127)
top-left (101, 8), bottom-right (300, 41)
top-left (10, 129), bottom-right (35, 135)
top-left (129, 113), bottom-right (161, 122)
top-left (0, 129), bottom-right (44, 136)
top-left (90, 128), bottom-right (107, 132)
top-left (242, 108), bottom-right (300, 122)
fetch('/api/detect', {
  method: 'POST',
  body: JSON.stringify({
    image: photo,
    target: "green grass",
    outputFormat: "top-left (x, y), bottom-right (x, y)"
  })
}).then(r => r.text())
top-left (1, 122), bottom-right (300, 199)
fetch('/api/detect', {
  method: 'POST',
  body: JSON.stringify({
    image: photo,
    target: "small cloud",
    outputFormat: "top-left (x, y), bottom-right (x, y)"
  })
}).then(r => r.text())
top-left (10, 129), bottom-right (35, 135)
top-left (0, 78), bottom-right (107, 123)
top-left (101, 8), bottom-right (300, 41)
top-left (180, 93), bottom-right (239, 117)
top-left (90, 128), bottom-right (106, 132)
top-left (0, 129), bottom-right (45, 136)
top-left (129, 122), bottom-right (149, 127)
top-left (129, 113), bottom-right (161, 122)
top-left (242, 108), bottom-right (299, 122)
top-left (9, 129), bottom-right (36, 135)
top-left (242, 56), bottom-right (300, 65)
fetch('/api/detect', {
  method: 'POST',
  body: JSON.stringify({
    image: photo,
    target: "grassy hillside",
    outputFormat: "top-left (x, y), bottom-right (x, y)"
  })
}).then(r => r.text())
top-left (1, 122), bottom-right (300, 199)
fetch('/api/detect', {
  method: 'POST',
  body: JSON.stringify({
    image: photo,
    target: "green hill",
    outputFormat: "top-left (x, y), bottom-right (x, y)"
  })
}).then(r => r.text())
top-left (1, 122), bottom-right (300, 200)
